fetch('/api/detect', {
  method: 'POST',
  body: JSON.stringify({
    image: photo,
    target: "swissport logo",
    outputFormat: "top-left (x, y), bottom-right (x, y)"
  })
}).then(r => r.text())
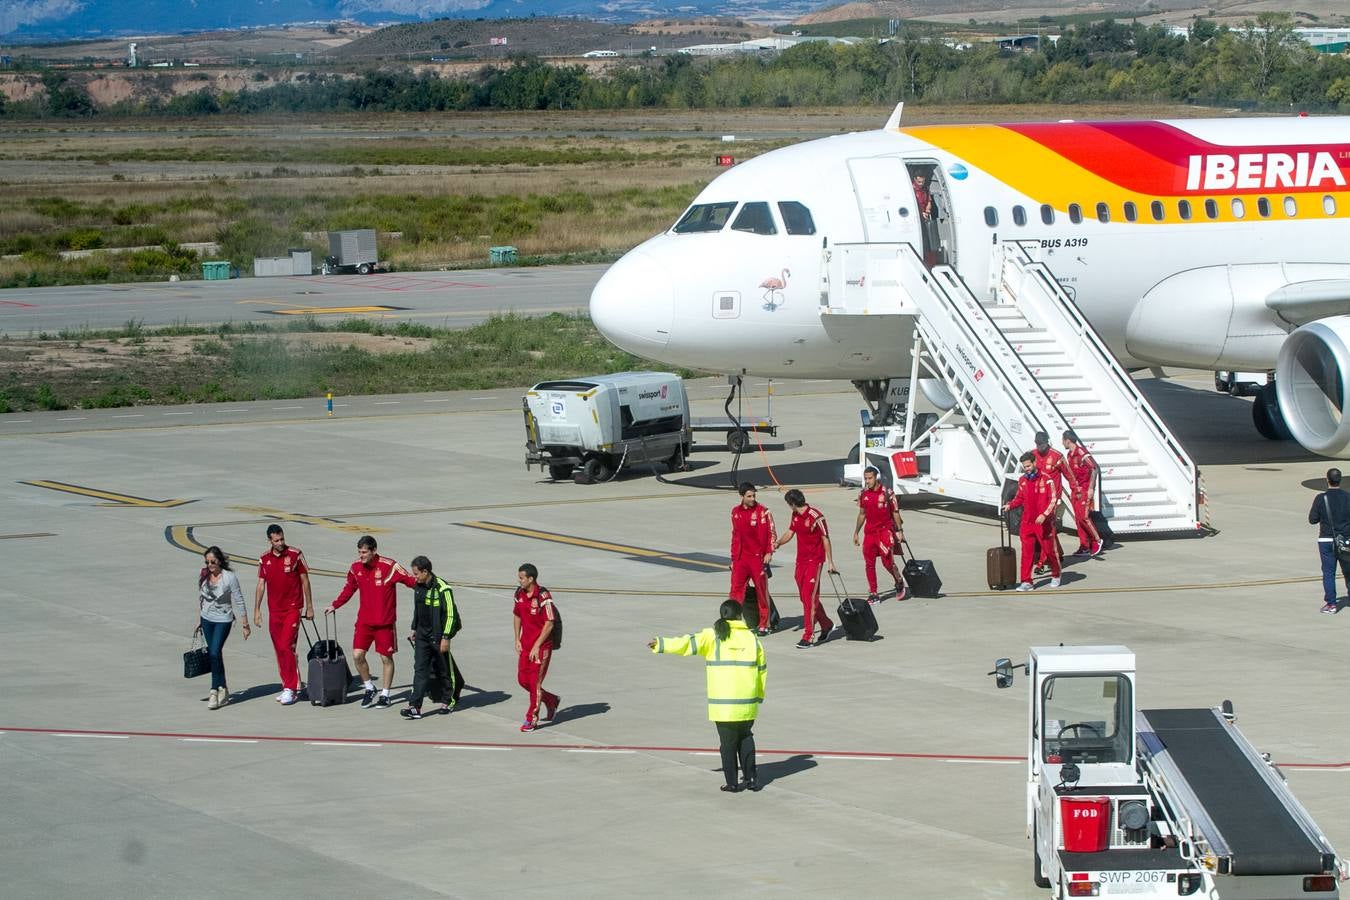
top-left (637, 385), bottom-right (669, 401)
top-left (1185, 151), bottom-right (1346, 191)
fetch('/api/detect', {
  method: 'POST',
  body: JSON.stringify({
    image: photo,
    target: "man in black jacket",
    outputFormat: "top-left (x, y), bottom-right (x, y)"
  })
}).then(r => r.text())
top-left (1308, 468), bottom-right (1350, 614)
top-left (401, 555), bottom-right (465, 719)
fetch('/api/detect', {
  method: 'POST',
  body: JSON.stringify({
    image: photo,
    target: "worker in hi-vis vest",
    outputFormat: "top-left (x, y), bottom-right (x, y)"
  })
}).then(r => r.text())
top-left (649, 599), bottom-right (767, 793)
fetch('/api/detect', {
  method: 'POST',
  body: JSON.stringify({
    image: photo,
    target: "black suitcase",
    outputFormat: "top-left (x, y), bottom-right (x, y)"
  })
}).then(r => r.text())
top-left (1088, 473), bottom-right (1113, 545)
top-left (303, 618), bottom-right (351, 707)
top-left (899, 539), bottom-right (943, 598)
top-left (987, 516), bottom-right (1018, 590)
top-left (830, 572), bottom-right (878, 641)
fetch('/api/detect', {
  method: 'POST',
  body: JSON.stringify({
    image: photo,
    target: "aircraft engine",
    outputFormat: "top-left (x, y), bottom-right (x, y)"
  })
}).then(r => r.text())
top-left (1276, 316), bottom-right (1350, 457)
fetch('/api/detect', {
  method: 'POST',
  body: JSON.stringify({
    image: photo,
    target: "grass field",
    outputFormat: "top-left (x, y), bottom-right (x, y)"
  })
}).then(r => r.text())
top-left (0, 312), bottom-right (672, 412)
top-left (0, 104), bottom-right (1212, 286)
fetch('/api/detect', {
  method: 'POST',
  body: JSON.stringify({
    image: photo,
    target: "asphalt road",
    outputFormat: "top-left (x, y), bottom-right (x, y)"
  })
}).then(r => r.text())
top-left (0, 264), bottom-right (608, 335)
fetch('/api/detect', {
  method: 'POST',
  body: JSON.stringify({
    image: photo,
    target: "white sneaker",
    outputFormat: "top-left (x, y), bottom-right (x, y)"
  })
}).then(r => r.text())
top-left (279, 688), bottom-right (297, 705)
top-left (1015, 582), bottom-right (1033, 592)
top-left (1049, 577), bottom-right (1061, 588)
top-left (207, 688), bottom-right (220, 710)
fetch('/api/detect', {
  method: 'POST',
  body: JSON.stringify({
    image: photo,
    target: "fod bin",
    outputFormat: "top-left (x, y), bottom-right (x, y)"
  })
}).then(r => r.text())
top-left (201, 260), bottom-right (231, 281)
top-left (1060, 796), bottom-right (1111, 852)
top-left (524, 372), bottom-right (690, 483)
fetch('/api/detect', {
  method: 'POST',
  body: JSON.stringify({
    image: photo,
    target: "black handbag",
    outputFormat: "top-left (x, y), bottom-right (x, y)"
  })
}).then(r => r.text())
top-left (183, 630), bottom-right (209, 679)
top-left (1323, 496), bottom-right (1350, 565)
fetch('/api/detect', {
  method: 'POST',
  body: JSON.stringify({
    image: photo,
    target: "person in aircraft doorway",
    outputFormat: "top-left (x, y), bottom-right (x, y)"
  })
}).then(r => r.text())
top-left (911, 170), bottom-right (939, 268)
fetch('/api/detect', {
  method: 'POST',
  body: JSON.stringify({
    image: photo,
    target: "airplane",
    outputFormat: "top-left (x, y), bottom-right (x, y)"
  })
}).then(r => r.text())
top-left (589, 108), bottom-right (1350, 479)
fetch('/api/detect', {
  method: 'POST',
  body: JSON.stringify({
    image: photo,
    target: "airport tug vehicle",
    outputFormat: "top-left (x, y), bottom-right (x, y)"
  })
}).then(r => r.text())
top-left (991, 646), bottom-right (1344, 899)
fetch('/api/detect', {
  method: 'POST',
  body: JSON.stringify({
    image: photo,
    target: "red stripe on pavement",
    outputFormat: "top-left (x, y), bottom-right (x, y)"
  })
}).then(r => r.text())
top-left (7, 726), bottom-right (1346, 768)
top-left (2, 725), bottom-right (1018, 760)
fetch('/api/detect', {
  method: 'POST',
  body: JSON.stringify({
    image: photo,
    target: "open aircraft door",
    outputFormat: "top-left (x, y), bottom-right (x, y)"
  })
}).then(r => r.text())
top-left (848, 157), bottom-right (925, 247)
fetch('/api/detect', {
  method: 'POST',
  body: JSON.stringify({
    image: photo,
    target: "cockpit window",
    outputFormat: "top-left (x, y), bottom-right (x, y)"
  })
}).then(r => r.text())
top-left (672, 202), bottom-right (737, 234)
top-left (731, 202), bottom-right (777, 236)
top-left (778, 201), bottom-right (816, 235)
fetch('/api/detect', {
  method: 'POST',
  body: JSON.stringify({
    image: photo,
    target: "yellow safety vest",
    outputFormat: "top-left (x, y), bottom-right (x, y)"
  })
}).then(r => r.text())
top-left (652, 620), bottom-right (765, 721)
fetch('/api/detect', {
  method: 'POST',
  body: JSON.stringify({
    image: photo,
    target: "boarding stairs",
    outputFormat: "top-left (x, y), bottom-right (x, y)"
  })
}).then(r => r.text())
top-left (821, 240), bottom-right (1202, 534)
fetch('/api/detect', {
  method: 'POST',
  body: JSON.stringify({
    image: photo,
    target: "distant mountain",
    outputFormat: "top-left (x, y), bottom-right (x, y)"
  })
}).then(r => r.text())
top-left (0, 0), bottom-right (822, 41)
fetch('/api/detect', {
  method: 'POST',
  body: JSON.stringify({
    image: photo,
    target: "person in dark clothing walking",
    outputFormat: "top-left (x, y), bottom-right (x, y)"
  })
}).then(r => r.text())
top-left (1308, 468), bottom-right (1350, 614)
top-left (401, 555), bottom-right (464, 719)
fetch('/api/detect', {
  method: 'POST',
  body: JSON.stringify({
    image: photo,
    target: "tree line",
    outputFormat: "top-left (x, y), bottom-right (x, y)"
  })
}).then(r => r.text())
top-left (8, 14), bottom-right (1350, 118)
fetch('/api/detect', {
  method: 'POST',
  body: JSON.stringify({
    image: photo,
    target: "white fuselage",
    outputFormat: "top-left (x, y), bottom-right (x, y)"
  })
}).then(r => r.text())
top-left (590, 116), bottom-right (1350, 380)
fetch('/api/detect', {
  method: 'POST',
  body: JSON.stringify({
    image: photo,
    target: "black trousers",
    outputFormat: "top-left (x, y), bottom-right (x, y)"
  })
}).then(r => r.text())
top-left (410, 637), bottom-right (463, 708)
top-left (715, 720), bottom-right (757, 787)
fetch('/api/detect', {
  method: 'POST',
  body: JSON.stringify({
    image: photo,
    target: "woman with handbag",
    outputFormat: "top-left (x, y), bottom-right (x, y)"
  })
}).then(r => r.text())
top-left (198, 546), bottom-right (249, 708)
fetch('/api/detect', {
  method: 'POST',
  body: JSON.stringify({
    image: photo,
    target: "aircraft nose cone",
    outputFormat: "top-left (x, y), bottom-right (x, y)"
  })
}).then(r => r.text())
top-left (589, 248), bottom-right (673, 353)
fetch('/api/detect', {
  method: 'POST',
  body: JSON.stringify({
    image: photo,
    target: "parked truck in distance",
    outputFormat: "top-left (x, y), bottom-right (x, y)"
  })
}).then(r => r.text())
top-left (320, 229), bottom-right (379, 275)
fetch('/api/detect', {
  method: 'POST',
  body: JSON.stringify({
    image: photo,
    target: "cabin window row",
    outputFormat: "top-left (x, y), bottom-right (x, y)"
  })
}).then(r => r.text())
top-left (983, 195), bottom-right (1338, 227)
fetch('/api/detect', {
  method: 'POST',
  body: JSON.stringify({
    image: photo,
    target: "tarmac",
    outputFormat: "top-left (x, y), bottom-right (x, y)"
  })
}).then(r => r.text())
top-left (1, 369), bottom-right (1347, 899)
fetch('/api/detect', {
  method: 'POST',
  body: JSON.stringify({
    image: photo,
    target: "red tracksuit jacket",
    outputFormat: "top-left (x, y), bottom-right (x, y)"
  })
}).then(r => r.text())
top-left (730, 503), bottom-right (777, 563)
top-left (1007, 473), bottom-right (1059, 537)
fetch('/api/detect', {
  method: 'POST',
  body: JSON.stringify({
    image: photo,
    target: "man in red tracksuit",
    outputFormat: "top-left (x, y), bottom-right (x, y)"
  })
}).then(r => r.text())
top-left (852, 466), bottom-right (907, 604)
top-left (774, 488), bottom-right (836, 650)
top-left (325, 534), bottom-right (415, 709)
top-left (514, 562), bottom-right (560, 733)
top-left (730, 482), bottom-right (777, 636)
top-left (1031, 430), bottom-right (1068, 573)
top-left (1063, 429), bottom-right (1103, 557)
top-left (1003, 451), bottom-right (1062, 591)
top-left (253, 524), bottom-right (312, 706)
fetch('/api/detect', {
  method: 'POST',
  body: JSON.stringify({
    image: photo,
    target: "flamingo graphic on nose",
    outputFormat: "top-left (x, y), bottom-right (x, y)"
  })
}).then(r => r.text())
top-left (760, 268), bottom-right (790, 310)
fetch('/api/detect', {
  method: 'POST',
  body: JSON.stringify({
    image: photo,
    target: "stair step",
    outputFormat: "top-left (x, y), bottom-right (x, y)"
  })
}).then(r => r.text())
top-left (1001, 326), bottom-right (1048, 335)
top-left (1102, 478), bottom-right (1165, 493)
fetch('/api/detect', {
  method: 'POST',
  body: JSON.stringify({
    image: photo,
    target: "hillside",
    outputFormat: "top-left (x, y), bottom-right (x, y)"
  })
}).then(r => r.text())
top-left (795, 0), bottom-right (1350, 27)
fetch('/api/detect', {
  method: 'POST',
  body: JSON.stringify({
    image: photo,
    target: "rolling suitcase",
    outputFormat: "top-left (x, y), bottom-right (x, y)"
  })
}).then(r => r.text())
top-left (303, 617), bottom-right (351, 707)
top-left (830, 572), bottom-right (878, 641)
top-left (987, 516), bottom-right (1018, 590)
top-left (899, 539), bottom-right (943, 598)
top-left (1088, 472), bottom-right (1113, 545)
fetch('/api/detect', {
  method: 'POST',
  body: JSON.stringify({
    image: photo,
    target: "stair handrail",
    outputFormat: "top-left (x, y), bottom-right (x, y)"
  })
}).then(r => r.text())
top-left (1003, 241), bottom-right (1197, 488)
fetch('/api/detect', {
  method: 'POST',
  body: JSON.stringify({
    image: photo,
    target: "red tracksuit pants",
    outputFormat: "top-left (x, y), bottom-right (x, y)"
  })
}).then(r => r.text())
top-left (729, 556), bottom-right (771, 627)
top-left (518, 647), bottom-right (558, 724)
top-left (1072, 495), bottom-right (1099, 548)
top-left (861, 531), bottom-right (902, 594)
top-left (268, 606), bottom-right (302, 691)
top-left (794, 560), bottom-right (833, 642)
top-left (1020, 525), bottom-right (1061, 582)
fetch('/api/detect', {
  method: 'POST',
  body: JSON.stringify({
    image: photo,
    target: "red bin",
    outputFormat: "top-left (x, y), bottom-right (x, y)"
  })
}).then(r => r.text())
top-left (1060, 796), bottom-right (1110, 852)
top-left (892, 450), bottom-right (919, 477)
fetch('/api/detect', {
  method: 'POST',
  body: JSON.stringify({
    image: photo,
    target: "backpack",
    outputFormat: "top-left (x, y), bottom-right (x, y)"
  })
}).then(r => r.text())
top-left (547, 598), bottom-right (562, 650)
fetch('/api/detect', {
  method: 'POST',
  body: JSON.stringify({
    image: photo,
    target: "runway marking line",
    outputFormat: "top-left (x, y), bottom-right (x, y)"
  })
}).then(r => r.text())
top-left (269, 305), bottom-right (404, 316)
top-left (22, 479), bottom-right (193, 509)
top-left (460, 520), bottom-right (728, 572)
top-left (226, 506), bottom-right (389, 535)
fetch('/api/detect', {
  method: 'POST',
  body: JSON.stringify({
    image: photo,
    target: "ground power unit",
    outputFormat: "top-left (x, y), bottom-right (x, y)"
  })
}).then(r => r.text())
top-left (524, 372), bottom-right (691, 483)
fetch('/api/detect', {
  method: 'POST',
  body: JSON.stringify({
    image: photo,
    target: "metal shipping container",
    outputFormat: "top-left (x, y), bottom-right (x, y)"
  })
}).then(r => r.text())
top-left (253, 256), bottom-right (292, 278)
top-left (289, 249), bottom-right (312, 275)
top-left (327, 229), bottom-right (378, 268)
